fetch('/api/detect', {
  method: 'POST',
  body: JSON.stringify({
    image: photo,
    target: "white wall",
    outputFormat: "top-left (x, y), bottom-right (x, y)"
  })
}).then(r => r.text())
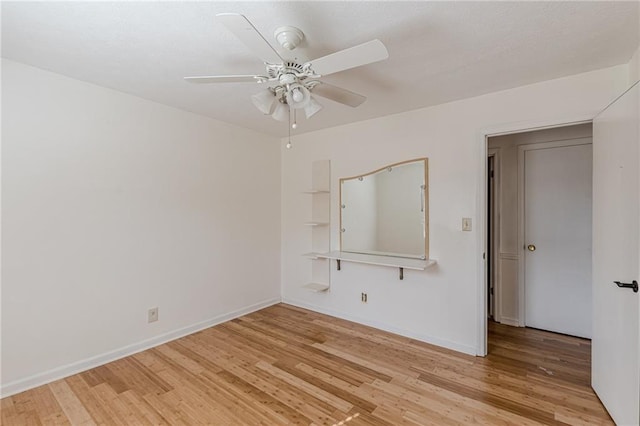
top-left (1, 60), bottom-right (281, 395)
top-left (281, 64), bottom-right (628, 355)
top-left (630, 46), bottom-right (640, 84)
top-left (488, 124), bottom-right (592, 325)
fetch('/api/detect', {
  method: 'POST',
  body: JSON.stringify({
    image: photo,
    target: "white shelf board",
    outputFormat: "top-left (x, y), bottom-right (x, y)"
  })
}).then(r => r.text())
top-left (302, 190), bottom-right (330, 194)
top-left (302, 282), bottom-right (330, 292)
top-left (316, 251), bottom-right (436, 271)
top-left (304, 222), bottom-right (329, 227)
top-left (302, 252), bottom-right (328, 260)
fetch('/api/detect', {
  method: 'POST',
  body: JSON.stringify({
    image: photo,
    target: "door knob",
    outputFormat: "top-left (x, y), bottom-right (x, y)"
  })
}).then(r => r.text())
top-left (527, 244), bottom-right (536, 252)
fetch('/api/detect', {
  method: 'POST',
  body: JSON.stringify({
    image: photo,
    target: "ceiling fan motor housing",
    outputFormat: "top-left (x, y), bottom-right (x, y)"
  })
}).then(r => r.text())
top-left (274, 26), bottom-right (304, 50)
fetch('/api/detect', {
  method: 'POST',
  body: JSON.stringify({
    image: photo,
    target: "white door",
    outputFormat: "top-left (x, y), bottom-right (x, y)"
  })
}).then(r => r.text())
top-left (592, 82), bottom-right (639, 426)
top-left (523, 140), bottom-right (593, 338)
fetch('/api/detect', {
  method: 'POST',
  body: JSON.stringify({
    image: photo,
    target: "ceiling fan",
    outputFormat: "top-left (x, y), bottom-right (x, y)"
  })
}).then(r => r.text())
top-left (185, 13), bottom-right (389, 127)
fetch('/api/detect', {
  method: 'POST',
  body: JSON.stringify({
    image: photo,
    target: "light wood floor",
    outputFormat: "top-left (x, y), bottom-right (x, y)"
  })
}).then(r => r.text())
top-left (1, 304), bottom-right (612, 425)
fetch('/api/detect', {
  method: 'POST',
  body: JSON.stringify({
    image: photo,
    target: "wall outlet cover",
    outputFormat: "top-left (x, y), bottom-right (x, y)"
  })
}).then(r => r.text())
top-left (148, 307), bottom-right (159, 323)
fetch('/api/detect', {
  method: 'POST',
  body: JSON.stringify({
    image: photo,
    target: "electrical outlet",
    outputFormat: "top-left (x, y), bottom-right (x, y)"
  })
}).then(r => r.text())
top-left (148, 307), bottom-right (159, 323)
top-left (462, 217), bottom-right (472, 231)
top-left (361, 293), bottom-right (368, 303)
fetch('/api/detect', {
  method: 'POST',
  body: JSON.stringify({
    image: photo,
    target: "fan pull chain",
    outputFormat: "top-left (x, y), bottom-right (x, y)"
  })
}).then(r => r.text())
top-left (286, 106), bottom-right (292, 149)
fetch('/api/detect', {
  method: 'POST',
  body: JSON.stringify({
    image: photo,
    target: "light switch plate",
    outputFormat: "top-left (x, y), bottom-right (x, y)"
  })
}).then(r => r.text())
top-left (462, 218), bottom-right (472, 231)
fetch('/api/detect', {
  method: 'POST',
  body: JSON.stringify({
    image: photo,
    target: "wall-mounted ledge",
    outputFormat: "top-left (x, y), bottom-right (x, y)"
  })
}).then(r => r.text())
top-left (302, 252), bottom-right (323, 260)
top-left (303, 222), bottom-right (329, 227)
top-left (316, 251), bottom-right (436, 280)
top-left (302, 282), bottom-right (330, 292)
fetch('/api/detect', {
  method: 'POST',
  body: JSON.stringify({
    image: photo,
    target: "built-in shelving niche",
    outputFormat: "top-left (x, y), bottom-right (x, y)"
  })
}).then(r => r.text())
top-left (301, 159), bottom-right (331, 292)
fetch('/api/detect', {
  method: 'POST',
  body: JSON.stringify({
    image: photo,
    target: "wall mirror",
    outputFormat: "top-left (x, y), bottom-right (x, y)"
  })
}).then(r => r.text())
top-left (340, 158), bottom-right (428, 259)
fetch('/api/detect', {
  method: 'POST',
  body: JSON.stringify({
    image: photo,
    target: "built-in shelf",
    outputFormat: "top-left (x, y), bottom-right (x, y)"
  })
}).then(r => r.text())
top-left (301, 159), bottom-right (331, 293)
top-left (302, 252), bottom-right (327, 260)
top-left (302, 282), bottom-right (330, 292)
top-left (315, 250), bottom-right (436, 280)
top-left (302, 251), bottom-right (326, 260)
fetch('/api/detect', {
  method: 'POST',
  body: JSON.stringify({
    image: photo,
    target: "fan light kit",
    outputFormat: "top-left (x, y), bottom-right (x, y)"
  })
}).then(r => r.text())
top-left (185, 13), bottom-right (389, 147)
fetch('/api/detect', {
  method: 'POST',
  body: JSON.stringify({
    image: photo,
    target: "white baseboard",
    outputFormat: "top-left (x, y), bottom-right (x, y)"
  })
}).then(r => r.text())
top-left (0, 297), bottom-right (281, 398)
top-left (282, 298), bottom-right (477, 356)
top-left (498, 316), bottom-right (521, 327)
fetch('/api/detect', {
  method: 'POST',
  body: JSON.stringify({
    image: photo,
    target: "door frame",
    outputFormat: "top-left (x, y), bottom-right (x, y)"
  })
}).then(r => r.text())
top-left (487, 148), bottom-right (501, 323)
top-left (476, 115), bottom-right (594, 356)
top-left (517, 138), bottom-right (593, 327)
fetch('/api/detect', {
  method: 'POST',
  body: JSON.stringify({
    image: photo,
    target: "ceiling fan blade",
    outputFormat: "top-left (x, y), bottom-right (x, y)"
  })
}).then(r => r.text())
top-left (311, 82), bottom-right (366, 107)
top-left (308, 39), bottom-right (388, 76)
top-left (216, 13), bottom-right (283, 64)
top-left (184, 75), bottom-right (268, 84)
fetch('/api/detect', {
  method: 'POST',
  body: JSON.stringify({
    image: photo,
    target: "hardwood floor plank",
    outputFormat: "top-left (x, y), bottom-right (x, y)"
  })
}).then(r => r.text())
top-left (209, 369), bottom-right (311, 424)
top-left (255, 360), bottom-right (354, 413)
top-left (1, 305), bottom-right (613, 425)
top-left (27, 386), bottom-right (68, 425)
top-left (198, 370), bottom-right (296, 425)
top-left (370, 403), bottom-right (430, 426)
top-left (355, 381), bottom-right (464, 426)
top-left (313, 342), bottom-right (418, 380)
top-left (91, 366), bottom-right (129, 394)
top-left (141, 392), bottom-right (192, 426)
top-left (280, 361), bottom-right (379, 413)
top-left (240, 360), bottom-right (342, 424)
top-left (432, 365), bottom-right (608, 421)
top-left (48, 380), bottom-right (96, 425)
top-left (1, 396), bottom-right (20, 425)
top-left (63, 375), bottom-right (115, 425)
top-left (392, 376), bottom-right (547, 426)
top-left (118, 390), bottom-right (169, 425)
top-left (89, 382), bottom-right (138, 425)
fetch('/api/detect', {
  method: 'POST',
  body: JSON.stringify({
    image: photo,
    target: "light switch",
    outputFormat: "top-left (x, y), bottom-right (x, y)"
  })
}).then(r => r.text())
top-left (462, 218), bottom-right (472, 231)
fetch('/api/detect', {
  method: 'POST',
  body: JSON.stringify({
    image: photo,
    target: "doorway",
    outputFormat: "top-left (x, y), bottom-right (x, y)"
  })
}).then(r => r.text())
top-left (486, 123), bottom-right (593, 338)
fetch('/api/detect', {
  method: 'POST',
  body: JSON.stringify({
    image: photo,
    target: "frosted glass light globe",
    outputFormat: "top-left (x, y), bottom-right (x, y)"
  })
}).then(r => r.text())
top-left (292, 88), bottom-right (304, 103)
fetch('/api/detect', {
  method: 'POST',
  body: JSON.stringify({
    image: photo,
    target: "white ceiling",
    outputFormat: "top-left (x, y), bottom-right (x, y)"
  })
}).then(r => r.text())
top-left (2, 1), bottom-right (638, 137)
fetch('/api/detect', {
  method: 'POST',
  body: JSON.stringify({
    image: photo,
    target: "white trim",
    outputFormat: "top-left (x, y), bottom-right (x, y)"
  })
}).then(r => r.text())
top-left (482, 116), bottom-right (595, 139)
top-left (499, 252), bottom-right (519, 261)
top-left (0, 297), bottom-right (281, 398)
top-left (497, 254), bottom-right (519, 326)
top-left (488, 148), bottom-right (501, 323)
top-left (517, 137), bottom-right (592, 327)
top-left (498, 317), bottom-right (521, 327)
top-left (476, 114), bottom-right (595, 357)
top-left (477, 134), bottom-right (489, 355)
top-left (282, 298), bottom-right (477, 356)
top-left (596, 79), bottom-right (639, 117)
